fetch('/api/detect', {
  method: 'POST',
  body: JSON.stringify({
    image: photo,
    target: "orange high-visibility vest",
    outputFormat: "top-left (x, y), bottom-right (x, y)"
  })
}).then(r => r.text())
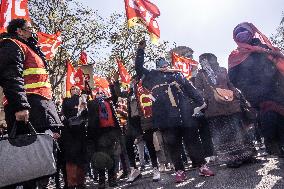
top-left (136, 80), bottom-right (153, 118)
top-left (4, 38), bottom-right (52, 100)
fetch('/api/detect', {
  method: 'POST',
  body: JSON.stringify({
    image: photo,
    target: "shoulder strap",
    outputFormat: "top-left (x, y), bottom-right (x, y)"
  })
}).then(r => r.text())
top-left (201, 71), bottom-right (215, 90)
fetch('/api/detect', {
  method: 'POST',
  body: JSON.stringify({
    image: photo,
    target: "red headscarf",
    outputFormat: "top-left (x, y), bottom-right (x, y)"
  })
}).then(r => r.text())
top-left (228, 22), bottom-right (284, 76)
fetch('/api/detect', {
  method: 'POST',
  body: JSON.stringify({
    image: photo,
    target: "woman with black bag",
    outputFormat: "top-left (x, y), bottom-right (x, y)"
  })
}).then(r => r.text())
top-left (61, 86), bottom-right (87, 189)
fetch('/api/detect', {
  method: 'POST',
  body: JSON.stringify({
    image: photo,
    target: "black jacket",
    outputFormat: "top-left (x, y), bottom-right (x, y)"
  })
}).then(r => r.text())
top-left (0, 34), bottom-right (30, 113)
top-left (135, 48), bottom-right (204, 129)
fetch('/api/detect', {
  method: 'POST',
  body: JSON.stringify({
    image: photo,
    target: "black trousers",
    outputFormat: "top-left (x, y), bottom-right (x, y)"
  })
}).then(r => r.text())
top-left (161, 126), bottom-right (206, 171)
top-left (89, 128), bottom-right (121, 182)
top-left (260, 111), bottom-right (284, 155)
top-left (197, 117), bottom-right (214, 157)
top-left (125, 129), bottom-right (158, 168)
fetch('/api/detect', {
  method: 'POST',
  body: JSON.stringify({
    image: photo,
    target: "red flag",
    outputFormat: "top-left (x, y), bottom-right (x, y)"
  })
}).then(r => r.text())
top-left (124, 0), bottom-right (160, 43)
top-left (117, 59), bottom-right (131, 88)
top-left (66, 61), bottom-right (76, 97)
top-left (37, 31), bottom-right (62, 60)
top-left (74, 68), bottom-right (85, 90)
top-left (66, 62), bottom-right (86, 97)
top-left (79, 51), bottom-right (88, 65)
top-left (172, 52), bottom-right (198, 80)
top-left (0, 0), bottom-right (30, 33)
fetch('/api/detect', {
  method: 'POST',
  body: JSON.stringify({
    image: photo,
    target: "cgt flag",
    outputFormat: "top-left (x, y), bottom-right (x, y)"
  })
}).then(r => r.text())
top-left (124, 0), bottom-right (160, 43)
top-left (66, 61), bottom-right (85, 97)
top-left (66, 60), bottom-right (76, 97)
top-left (79, 51), bottom-right (88, 65)
top-left (117, 59), bottom-right (131, 89)
top-left (73, 68), bottom-right (85, 90)
top-left (37, 31), bottom-right (62, 60)
top-left (172, 52), bottom-right (198, 80)
top-left (0, 0), bottom-right (30, 33)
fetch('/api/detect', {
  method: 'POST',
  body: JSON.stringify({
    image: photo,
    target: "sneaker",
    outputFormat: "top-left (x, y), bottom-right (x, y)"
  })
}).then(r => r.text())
top-left (166, 163), bottom-right (175, 170)
top-left (205, 156), bottom-right (216, 163)
top-left (126, 167), bottom-right (141, 183)
top-left (159, 164), bottom-right (166, 172)
top-left (199, 164), bottom-right (214, 177)
top-left (152, 167), bottom-right (160, 182)
top-left (117, 171), bottom-right (128, 180)
top-left (140, 164), bottom-right (145, 171)
top-left (175, 170), bottom-right (186, 183)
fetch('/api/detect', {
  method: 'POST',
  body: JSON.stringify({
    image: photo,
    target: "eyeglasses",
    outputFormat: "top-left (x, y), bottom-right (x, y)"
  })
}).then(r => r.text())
top-left (96, 92), bottom-right (104, 95)
top-left (71, 88), bottom-right (79, 91)
top-left (21, 26), bottom-right (36, 32)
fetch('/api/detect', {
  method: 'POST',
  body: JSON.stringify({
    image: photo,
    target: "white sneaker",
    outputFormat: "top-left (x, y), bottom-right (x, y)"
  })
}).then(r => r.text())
top-left (159, 164), bottom-right (166, 172)
top-left (127, 167), bottom-right (141, 183)
top-left (152, 167), bottom-right (160, 182)
top-left (205, 156), bottom-right (216, 163)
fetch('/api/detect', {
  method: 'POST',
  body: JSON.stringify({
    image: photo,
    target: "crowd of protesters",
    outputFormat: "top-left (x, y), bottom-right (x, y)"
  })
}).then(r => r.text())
top-left (0, 18), bottom-right (284, 189)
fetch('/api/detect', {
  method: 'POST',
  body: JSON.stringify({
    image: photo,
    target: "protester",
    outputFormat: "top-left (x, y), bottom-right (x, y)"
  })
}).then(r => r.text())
top-left (135, 40), bottom-right (214, 183)
top-left (87, 87), bottom-right (121, 189)
top-left (195, 53), bottom-right (256, 168)
top-left (114, 76), bottom-right (161, 182)
top-left (0, 18), bottom-right (62, 189)
top-left (171, 46), bottom-right (215, 164)
top-left (228, 22), bottom-right (284, 157)
top-left (61, 86), bottom-right (87, 189)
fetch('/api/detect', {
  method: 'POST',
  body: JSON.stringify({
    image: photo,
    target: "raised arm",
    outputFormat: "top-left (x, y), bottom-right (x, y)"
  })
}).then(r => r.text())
top-left (135, 40), bottom-right (150, 78)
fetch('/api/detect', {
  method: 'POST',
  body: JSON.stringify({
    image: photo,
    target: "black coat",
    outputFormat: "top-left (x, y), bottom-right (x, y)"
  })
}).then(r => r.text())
top-left (0, 34), bottom-right (30, 113)
top-left (135, 49), bottom-right (204, 129)
top-left (228, 52), bottom-right (284, 109)
top-left (61, 95), bottom-right (87, 164)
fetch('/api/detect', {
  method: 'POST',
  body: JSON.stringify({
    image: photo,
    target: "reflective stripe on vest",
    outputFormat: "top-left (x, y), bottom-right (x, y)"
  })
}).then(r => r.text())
top-left (23, 68), bottom-right (48, 76)
top-left (24, 82), bottom-right (51, 89)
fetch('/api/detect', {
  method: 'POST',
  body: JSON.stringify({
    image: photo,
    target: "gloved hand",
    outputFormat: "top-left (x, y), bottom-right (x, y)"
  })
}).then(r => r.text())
top-left (192, 102), bottom-right (207, 117)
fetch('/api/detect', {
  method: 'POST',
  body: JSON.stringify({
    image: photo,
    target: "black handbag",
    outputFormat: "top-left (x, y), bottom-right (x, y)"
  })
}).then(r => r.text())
top-left (68, 116), bottom-right (84, 126)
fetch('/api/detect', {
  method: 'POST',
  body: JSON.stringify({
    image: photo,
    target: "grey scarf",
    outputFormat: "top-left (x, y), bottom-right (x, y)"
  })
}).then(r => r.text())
top-left (200, 59), bottom-right (217, 85)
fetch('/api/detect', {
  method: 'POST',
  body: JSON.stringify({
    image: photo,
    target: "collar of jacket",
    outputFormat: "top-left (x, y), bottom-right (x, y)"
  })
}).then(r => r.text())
top-left (0, 33), bottom-right (48, 69)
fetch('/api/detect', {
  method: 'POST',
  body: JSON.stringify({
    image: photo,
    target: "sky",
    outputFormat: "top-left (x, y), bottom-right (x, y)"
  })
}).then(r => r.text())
top-left (77, 0), bottom-right (283, 68)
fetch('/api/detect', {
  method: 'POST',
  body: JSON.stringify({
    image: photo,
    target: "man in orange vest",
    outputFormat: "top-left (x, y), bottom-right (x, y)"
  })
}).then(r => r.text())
top-left (0, 19), bottom-right (62, 188)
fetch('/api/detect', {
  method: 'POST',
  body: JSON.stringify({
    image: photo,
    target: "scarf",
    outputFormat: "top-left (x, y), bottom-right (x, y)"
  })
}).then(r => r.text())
top-left (97, 97), bottom-right (108, 120)
top-left (228, 22), bottom-right (284, 76)
top-left (200, 59), bottom-right (217, 85)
